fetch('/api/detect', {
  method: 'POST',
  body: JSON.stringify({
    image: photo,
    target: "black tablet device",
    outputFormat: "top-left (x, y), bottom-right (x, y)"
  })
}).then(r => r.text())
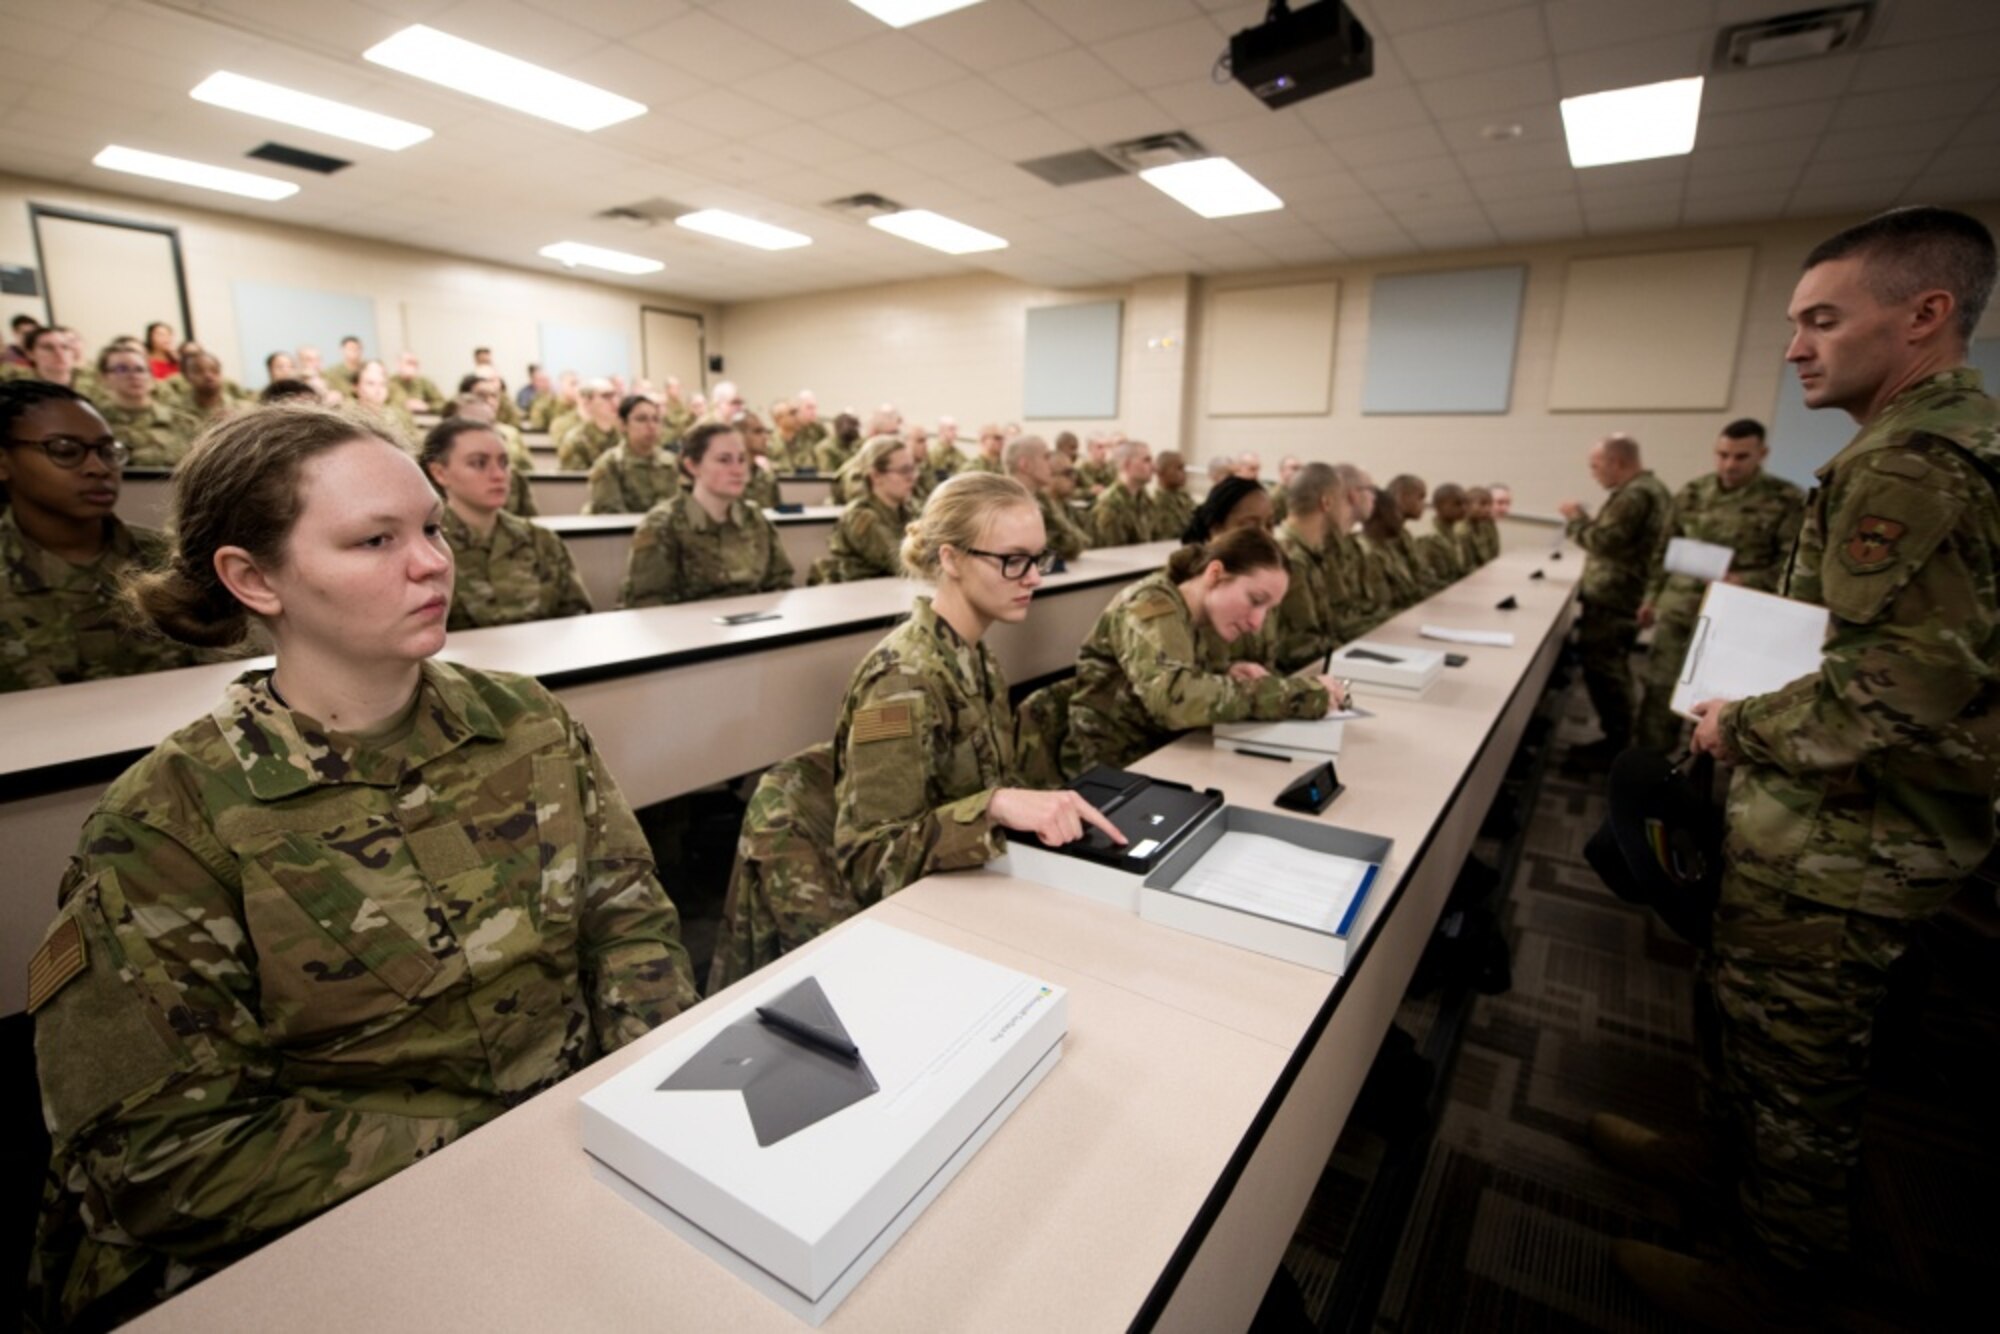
top-left (1037, 766), bottom-right (1223, 874)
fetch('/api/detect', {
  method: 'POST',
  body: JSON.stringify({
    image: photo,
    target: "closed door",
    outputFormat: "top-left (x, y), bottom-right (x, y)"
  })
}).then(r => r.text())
top-left (34, 208), bottom-right (189, 351)
top-left (642, 307), bottom-right (704, 391)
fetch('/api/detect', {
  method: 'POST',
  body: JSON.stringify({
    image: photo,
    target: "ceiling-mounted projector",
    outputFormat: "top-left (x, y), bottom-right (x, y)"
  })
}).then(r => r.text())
top-left (1229, 1), bottom-right (1373, 110)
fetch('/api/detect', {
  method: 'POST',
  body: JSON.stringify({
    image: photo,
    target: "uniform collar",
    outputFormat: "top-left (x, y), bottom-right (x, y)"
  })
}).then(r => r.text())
top-left (1820, 367), bottom-right (1992, 481)
top-left (214, 659), bottom-right (504, 799)
top-left (683, 493), bottom-right (752, 532)
top-left (439, 504), bottom-right (528, 553)
top-left (1, 507), bottom-right (138, 590)
top-left (909, 595), bottom-right (991, 692)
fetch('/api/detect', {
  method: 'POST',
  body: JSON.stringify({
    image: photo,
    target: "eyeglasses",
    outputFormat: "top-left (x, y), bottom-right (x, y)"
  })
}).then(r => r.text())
top-left (10, 436), bottom-right (131, 469)
top-left (881, 463), bottom-right (919, 477)
top-left (963, 547), bottom-right (1056, 580)
top-left (104, 363), bottom-right (151, 376)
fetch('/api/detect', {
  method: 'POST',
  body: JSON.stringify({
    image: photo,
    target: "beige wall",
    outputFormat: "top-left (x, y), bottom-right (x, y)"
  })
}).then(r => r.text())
top-left (0, 172), bottom-right (717, 390)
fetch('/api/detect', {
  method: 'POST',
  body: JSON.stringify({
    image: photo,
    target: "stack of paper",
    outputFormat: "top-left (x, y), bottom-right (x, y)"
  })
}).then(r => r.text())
top-left (1214, 716), bottom-right (1344, 760)
top-left (1664, 537), bottom-right (1734, 582)
top-left (1669, 582), bottom-right (1827, 719)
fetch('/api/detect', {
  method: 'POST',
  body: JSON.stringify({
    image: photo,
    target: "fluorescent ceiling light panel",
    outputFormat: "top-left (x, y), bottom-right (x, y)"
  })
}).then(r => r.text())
top-left (867, 209), bottom-right (1007, 254)
top-left (847, 0), bottom-right (987, 28)
top-left (190, 72), bottom-right (432, 150)
top-left (1560, 76), bottom-right (1704, 168)
top-left (92, 145), bottom-right (298, 201)
top-left (364, 26), bottom-right (645, 132)
top-left (676, 209), bottom-right (812, 251)
top-left (1139, 157), bottom-right (1283, 219)
top-left (539, 241), bottom-right (664, 275)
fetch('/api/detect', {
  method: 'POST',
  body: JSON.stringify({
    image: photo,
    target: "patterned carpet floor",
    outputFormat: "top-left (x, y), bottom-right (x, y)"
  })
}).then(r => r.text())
top-left (1275, 684), bottom-right (2000, 1334)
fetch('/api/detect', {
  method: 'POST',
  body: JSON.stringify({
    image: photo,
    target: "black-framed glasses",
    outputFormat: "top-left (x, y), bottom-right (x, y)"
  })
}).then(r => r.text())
top-left (10, 436), bottom-right (131, 469)
top-left (964, 547), bottom-right (1056, 580)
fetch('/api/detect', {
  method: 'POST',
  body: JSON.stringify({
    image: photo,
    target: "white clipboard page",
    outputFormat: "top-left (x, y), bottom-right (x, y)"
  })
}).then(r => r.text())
top-left (1664, 537), bottom-right (1734, 582)
top-left (1670, 582), bottom-right (1828, 720)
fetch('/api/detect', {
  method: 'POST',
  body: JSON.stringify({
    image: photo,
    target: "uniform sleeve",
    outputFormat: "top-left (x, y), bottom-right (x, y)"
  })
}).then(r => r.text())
top-left (1569, 484), bottom-right (1652, 557)
top-left (32, 821), bottom-right (468, 1278)
top-left (583, 455), bottom-right (619, 515)
top-left (1269, 575), bottom-right (1334, 674)
top-left (1046, 503), bottom-right (1086, 561)
top-left (1118, 601), bottom-right (1330, 730)
top-left (568, 720), bottom-right (698, 1047)
top-left (1643, 488), bottom-right (1690, 603)
top-left (1723, 454), bottom-right (1995, 774)
top-left (760, 516), bottom-right (795, 592)
top-left (542, 530), bottom-right (595, 618)
top-left (1089, 494), bottom-right (1127, 547)
top-left (834, 672), bottom-right (1005, 901)
top-left (555, 428), bottom-right (592, 472)
top-left (846, 508), bottom-right (898, 579)
top-left (619, 511), bottom-right (677, 608)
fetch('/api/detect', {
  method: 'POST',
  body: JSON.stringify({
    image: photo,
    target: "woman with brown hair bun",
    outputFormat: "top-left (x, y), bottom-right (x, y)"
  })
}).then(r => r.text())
top-left (25, 404), bottom-right (697, 1331)
top-left (1065, 526), bottom-right (1349, 772)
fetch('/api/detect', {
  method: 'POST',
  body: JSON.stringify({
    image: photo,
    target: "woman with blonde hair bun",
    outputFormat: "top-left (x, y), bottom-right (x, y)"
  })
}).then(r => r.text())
top-left (818, 434), bottom-right (921, 582)
top-left (833, 471), bottom-right (1123, 902)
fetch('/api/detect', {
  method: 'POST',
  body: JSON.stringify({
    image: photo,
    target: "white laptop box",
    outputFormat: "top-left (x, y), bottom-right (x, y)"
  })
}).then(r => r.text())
top-left (581, 920), bottom-right (1067, 1325)
top-left (1330, 641), bottom-right (1446, 696)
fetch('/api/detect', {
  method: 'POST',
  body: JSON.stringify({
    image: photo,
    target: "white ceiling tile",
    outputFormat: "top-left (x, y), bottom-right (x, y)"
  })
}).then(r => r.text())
top-left (1795, 153), bottom-right (1923, 192)
top-left (819, 100), bottom-right (943, 151)
top-left (630, 10), bottom-right (789, 84)
top-left (959, 114), bottom-right (1091, 160)
top-left (1027, 0), bottom-right (1203, 45)
top-left (662, 86), bottom-right (798, 139)
top-left (1364, 0), bottom-right (1532, 38)
top-left (1482, 195), bottom-right (1584, 227)
top-left (1851, 36), bottom-right (1997, 93)
top-left (1416, 60), bottom-right (1557, 120)
top-left (1194, 111), bottom-right (1321, 156)
top-left (1090, 16), bottom-right (1233, 89)
top-left (906, 80), bottom-right (1034, 134)
top-left (987, 48), bottom-right (1132, 112)
top-left (1544, 0), bottom-right (1716, 56)
top-left (1871, 0), bottom-right (2000, 45)
top-left (1699, 56), bottom-right (1858, 115)
top-left (1814, 118), bottom-right (1962, 162)
top-left (1684, 165), bottom-right (1803, 202)
top-left (432, 0), bottom-right (609, 66)
top-left (1392, 7), bottom-right (1550, 81)
top-left (1294, 83), bottom-right (1437, 139)
top-left (1144, 75), bottom-right (1268, 125)
top-left (1046, 92), bottom-right (1175, 143)
top-left (537, 0), bottom-right (690, 41)
top-left (754, 62), bottom-right (880, 119)
top-left (711, 0), bottom-right (887, 58)
top-left (829, 31), bottom-right (970, 97)
top-left (1352, 155), bottom-right (1468, 191)
top-left (1688, 137), bottom-right (1820, 180)
top-left (1472, 168), bottom-right (1584, 202)
top-left (1553, 30), bottom-right (1706, 97)
top-left (1454, 137), bottom-right (1575, 178)
top-left (1698, 101), bottom-right (1838, 150)
top-left (1786, 183), bottom-right (1911, 217)
top-left (1329, 123), bottom-right (1451, 167)
top-left (907, 0), bottom-right (1077, 70)
top-left (1235, 144), bottom-right (1347, 183)
top-left (1827, 80), bottom-right (1993, 131)
top-left (1376, 178), bottom-right (1480, 211)
top-left (1680, 192), bottom-right (1792, 226)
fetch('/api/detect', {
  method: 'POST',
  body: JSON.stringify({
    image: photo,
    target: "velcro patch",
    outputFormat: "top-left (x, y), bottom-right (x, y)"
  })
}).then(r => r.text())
top-left (1844, 515), bottom-right (1906, 568)
top-left (26, 917), bottom-right (87, 1014)
top-left (852, 703), bottom-right (914, 743)
top-left (1130, 593), bottom-right (1178, 621)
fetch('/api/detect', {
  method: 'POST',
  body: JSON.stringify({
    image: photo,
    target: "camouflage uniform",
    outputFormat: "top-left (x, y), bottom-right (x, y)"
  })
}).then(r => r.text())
top-left (929, 440), bottom-right (968, 481)
top-left (619, 492), bottom-right (794, 607)
top-left (822, 493), bottom-right (915, 583)
top-left (745, 462), bottom-right (781, 512)
top-left (1469, 516), bottom-right (1501, 564)
top-left (1038, 490), bottom-right (1090, 563)
top-left (1269, 523), bottom-right (1342, 673)
top-left (813, 435), bottom-right (855, 477)
top-left (1635, 470), bottom-right (1806, 751)
top-left (391, 374), bottom-right (447, 414)
top-left (556, 420), bottom-right (622, 472)
top-left (708, 744), bottom-right (843, 994)
top-left (960, 454), bottom-right (1002, 476)
top-left (527, 394), bottom-right (570, 434)
top-left (1565, 468), bottom-right (1672, 749)
top-left (1359, 531), bottom-right (1426, 611)
top-left (1712, 369), bottom-right (2000, 1268)
top-left (0, 509), bottom-right (201, 691)
top-left (1076, 458), bottom-right (1116, 500)
top-left (1328, 530), bottom-right (1391, 641)
top-left (25, 661), bottom-right (697, 1329)
top-left (1148, 484), bottom-right (1197, 543)
top-left (661, 399), bottom-right (695, 445)
top-left (322, 363), bottom-right (359, 398)
top-left (546, 409), bottom-right (582, 444)
top-left (99, 401), bottom-right (197, 468)
top-left (771, 431), bottom-right (814, 473)
top-left (792, 419), bottom-right (829, 460)
top-left (834, 596), bottom-right (1016, 902)
top-left (1434, 517), bottom-right (1480, 574)
top-left (1090, 482), bottom-right (1156, 547)
top-left (439, 507), bottom-right (593, 630)
top-left (1066, 569), bottom-right (1331, 772)
top-left (583, 444), bottom-right (681, 515)
top-left (1415, 527), bottom-right (1465, 586)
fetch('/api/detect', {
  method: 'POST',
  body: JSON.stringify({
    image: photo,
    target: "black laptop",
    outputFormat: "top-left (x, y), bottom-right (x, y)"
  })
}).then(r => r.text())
top-left (1034, 766), bottom-right (1223, 874)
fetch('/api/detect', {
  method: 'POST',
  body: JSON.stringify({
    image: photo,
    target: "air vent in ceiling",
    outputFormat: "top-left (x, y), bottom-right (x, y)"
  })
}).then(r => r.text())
top-left (1100, 131), bottom-right (1209, 174)
top-left (594, 197), bottom-right (687, 228)
top-left (1016, 149), bottom-right (1126, 187)
top-left (824, 192), bottom-right (902, 218)
top-left (1714, 3), bottom-right (1872, 70)
top-left (246, 142), bottom-right (349, 174)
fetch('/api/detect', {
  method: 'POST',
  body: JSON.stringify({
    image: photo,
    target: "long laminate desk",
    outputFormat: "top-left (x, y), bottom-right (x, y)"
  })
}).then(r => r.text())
top-left (0, 543), bottom-right (1178, 1014)
top-left (538, 506), bottom-right (843, 606)
top-left (123, 548), bottom-right (1580, 1333)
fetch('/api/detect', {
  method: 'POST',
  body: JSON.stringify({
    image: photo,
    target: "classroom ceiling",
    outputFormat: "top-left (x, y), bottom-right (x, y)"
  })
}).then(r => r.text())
top-left (2, 0), bottom-right (1998, 303)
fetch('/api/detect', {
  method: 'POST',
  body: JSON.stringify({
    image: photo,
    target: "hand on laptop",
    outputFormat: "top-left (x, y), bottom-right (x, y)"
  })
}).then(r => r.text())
top-left (990, 789), bottom-right (1128, 847)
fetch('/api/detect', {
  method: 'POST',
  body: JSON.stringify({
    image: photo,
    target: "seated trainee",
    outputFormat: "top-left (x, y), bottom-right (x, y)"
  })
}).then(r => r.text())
top-left (93, 342), bottom-right (197, 467)
top-left (0, 381), bottom-right (200, 691)
top-left (26, 406), bottom-right (697, 1330)
top-left (836, 473), bottom-right (1122, 900)
top-left (822, 435), bottom-right (921, 582)
top-left (1268, 462), bottom-right (1364, 673)
top-left (620, 421), bottom-right (792, 607)
top-left (584, 394), bottom-right (680, 514)
top-left (421, 417), bottom-right (592, 629)
top-left (1180, 474), bottom-right (1274, 545)
top-left (1065, 526), bottom-right (1348, 772)
top-left (350, 359), bottom-right (418, 445)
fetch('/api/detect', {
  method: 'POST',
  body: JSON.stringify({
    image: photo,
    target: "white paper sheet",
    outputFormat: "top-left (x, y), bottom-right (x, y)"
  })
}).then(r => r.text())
top-left (1419, 625), bottom-right (1517, 647)
top-left (1664, 537), bottom-right (1734, 582)
top-left (1171, 831), bottom-right (1376, 934)
top-left (1669, 581), bottom-right (1828, 719)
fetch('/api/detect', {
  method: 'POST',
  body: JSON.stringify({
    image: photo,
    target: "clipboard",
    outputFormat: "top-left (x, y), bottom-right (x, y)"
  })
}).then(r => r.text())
top-left (1669, 582), bottom-right (1827, 720)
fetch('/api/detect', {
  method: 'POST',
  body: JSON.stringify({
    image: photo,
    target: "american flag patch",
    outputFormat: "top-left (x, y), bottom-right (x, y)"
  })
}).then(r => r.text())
top-left (852, 703), bottom-right (914, 743)
top-left (26, 916), bottom-right (87, 1013)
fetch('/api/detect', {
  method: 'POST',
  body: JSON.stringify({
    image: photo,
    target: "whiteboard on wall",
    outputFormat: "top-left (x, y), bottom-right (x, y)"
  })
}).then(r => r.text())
top-left (1024, 299), bottom-right (1121, 419)
top-left (1770, 336), bottom-right (2000, 487)
top-left (402, 303), bottom-right (538, 390)
top-left (1206, 281), bottom-right (1339, 416)
top-left (1548, 247), bottom-right (1754, 411)
top-left (1363, 265), bottom-right (1525, 414)
top-left (539, 321), bottom-right (632, 383)
top-left (232, 281), bottom-right (378, 388)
